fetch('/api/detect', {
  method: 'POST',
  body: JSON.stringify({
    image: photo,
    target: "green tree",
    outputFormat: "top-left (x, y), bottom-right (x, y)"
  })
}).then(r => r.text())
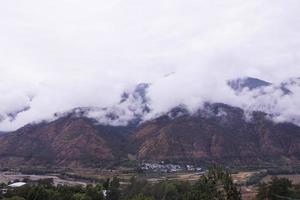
top-left (257, 177), bottom-right (293, 200)
top-left (124, 177), bottom-right (149, 199)
top-left (26, 186), bottom-right (49, 200)
top-left (85, 184), bottom-right (104, 200)
top-left (129, 194), bottom-right (154, 200)
top-left (184, 165), bottom-right (241, 200)
top-left (269, 177), bottom-right (292, 199)
top-left (106, 177), bottom-right (120, 200)
top-left (73, 193), bottom-right (92, 200)
top-left (256, 183), bottom-right (269, 200)
top-left (103, 179), bottom-right (110, 190)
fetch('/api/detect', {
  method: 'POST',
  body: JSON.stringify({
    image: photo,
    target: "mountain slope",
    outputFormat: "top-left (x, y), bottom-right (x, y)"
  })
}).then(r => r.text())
top-left (131, 104), bottom-right (300, 165)
top-left (0, 116), bottom-right (128, 168)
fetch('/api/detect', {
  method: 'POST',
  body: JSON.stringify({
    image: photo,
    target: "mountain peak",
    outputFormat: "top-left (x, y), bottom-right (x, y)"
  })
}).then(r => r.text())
top-left (227, 77), bottom-right (272, 92)
top-left (120, 83), bottom-right (150, 104)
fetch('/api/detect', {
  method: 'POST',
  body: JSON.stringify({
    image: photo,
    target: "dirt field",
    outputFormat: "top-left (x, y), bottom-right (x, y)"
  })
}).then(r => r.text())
top-left (232, 171), bottom-right (258, 184)
top-left (261, 174), bottom-right (300, 184)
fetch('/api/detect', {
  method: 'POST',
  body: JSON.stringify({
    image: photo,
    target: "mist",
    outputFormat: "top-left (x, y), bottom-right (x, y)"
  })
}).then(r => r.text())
top-left (1, 0), bottom-right (300, 131)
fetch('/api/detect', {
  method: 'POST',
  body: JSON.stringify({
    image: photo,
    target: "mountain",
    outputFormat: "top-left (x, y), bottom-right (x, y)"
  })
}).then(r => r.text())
top-left (53, 83), bottom-right (151, 127)
top-left (131, 103), bottom-right (300, 165)
top-left (0, 103), bottom-right (300, 168)
top-left (120, 83), bottom-right (150, 105)
top-left (0, 131), bottom-right (8, 137)
top-left (1, 79), bottom-right (300, 169)
top-left (227, 77), bottom-right (271, 92)
top-left (0, 95), bottom-right (33, 123)
top-left (0, 116), bottom-right (132, 168)
top-left (280, 77), bottom-right (300, 94)
top-left (227, 77), bottom-right (295, 97)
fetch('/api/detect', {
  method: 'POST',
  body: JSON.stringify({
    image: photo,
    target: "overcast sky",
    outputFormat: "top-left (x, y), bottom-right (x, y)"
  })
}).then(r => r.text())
top-left (1, 0), bottom-right (300, 131)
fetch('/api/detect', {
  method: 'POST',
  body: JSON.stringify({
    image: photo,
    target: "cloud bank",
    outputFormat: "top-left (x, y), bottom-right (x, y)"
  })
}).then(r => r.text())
top-left (1, 0), bottom-right (300, 131)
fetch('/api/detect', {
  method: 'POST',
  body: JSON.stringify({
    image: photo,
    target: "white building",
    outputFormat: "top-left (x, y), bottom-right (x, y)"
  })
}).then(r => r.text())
top-left (8, 182), bottom-right (27, 188)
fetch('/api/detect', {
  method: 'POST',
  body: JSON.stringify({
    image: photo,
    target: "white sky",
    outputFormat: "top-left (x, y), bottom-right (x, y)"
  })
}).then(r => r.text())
top-left (1, 0), bottom-right (300, 130)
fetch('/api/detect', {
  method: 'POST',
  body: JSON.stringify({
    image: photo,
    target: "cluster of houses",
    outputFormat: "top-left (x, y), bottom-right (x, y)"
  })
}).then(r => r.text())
top-left (186, 165), bottom-right (203, 172)
top-left (141, 162), bottom-right (203, 173)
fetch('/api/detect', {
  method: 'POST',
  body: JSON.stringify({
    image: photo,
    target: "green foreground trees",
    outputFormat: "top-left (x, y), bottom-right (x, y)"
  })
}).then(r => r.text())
top-left (257, 176), bottom-right (300, 200)
top-left (1, 166), bottom-right (241, 200)
top-left (124, 165), bottom-right (241, 200)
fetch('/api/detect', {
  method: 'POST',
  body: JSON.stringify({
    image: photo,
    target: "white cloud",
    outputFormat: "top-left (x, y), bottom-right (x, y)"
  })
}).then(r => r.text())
top-left (1, 0), bottom-right (300, 130)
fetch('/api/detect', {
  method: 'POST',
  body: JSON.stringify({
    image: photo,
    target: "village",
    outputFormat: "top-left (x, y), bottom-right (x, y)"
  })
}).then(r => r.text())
top-left (140, 162), bottom-right (204, 173)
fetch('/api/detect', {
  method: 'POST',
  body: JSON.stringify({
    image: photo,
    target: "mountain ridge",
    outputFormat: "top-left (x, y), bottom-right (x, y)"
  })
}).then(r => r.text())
top-left (0, 102), bottom-right (300, 168)
top-left (1, 77), bottom-right (300, 168)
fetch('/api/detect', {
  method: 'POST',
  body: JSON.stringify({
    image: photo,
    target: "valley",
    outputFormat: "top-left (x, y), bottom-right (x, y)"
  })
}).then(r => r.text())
top-left (1, 165), bottom-right (299, 200)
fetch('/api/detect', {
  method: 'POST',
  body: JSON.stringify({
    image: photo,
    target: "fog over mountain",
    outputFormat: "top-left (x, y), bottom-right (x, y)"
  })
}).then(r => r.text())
top-left (1, 0), bottom-right (300, 131)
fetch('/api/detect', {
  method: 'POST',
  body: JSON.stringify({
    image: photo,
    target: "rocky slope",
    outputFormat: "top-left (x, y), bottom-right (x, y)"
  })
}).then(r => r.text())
top-left (0, 116), bottom-right (131, 168)
top-left (131, 103), bottom-right (300, 165)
